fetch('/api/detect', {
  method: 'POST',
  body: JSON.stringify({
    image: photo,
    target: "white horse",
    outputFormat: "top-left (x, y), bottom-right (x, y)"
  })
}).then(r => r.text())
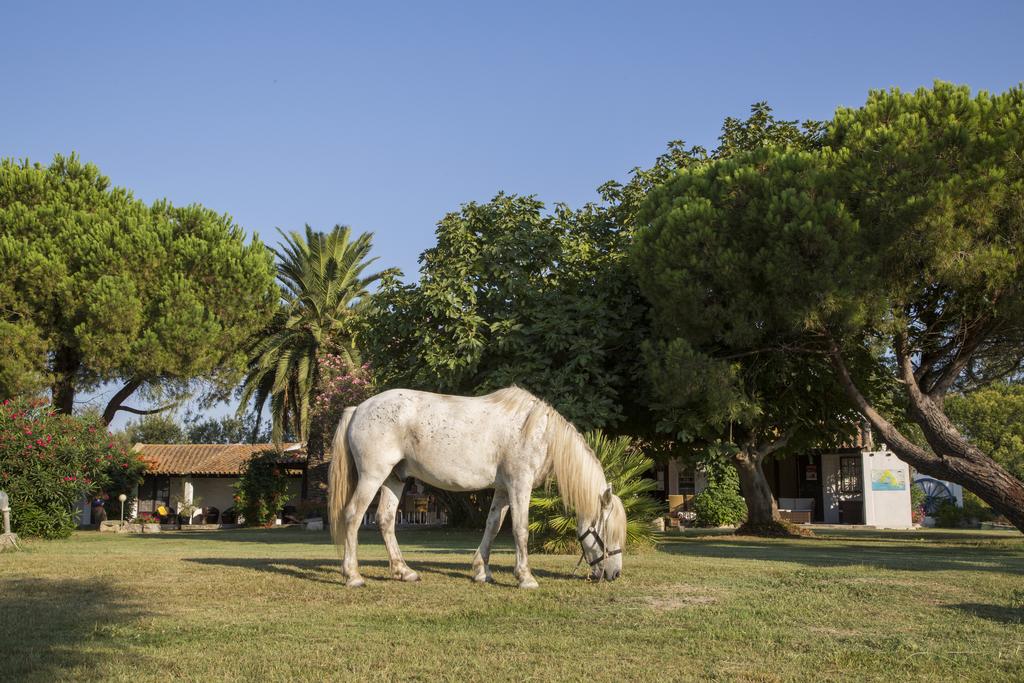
top-left (327, 386), bottom-right (627, 589)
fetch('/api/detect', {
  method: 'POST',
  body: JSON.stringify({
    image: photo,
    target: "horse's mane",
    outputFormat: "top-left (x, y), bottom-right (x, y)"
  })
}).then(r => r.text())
top-left (485, 386), bottom-right (609, 524)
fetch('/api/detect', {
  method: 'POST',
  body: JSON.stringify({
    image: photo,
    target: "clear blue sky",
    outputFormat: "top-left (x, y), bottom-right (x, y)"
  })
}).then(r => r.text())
top-left (3, 1), bottom-right (1022, 427)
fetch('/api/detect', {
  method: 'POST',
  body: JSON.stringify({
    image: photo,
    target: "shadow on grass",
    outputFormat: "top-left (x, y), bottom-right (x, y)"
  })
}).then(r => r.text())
top-left (185, 556), bottom-right (569, 587)
top-left (657, 533), bottom-right (1024, 574)
top-left (139, 525), bottom-right (488, 551)
top-left (0, 577), bottom-right (145, 682)
top-left (949, 602), bottom-right (1024, 625)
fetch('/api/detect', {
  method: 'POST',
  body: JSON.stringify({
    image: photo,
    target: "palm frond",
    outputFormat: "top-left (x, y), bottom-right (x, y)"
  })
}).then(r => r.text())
top-left (240, 224), bottom-right (388, 443)
top-left (529, 430), bottom-right (660, 554)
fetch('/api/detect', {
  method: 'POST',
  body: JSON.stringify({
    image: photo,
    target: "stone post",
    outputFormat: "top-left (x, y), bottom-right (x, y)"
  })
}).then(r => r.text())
top-left (0, 490), bottom-right (20, 550)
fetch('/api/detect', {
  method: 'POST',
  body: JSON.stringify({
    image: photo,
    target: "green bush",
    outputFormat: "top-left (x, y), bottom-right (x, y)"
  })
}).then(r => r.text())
top-left (962, 491), bottom-right (993, 524)
top-left (529, 431), bottom-right (660, 554)
top-left (934, 500), bottom-right (963, 528)
top-left (692, 463), bottom-right (747, 528)
top-left (0, 397), bottom-right (147, 538)
top-left (233, 450), bottom-right (292, 526)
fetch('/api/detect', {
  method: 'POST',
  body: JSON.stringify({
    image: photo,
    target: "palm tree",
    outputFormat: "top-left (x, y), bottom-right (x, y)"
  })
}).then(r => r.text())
top-left (240, 225), bottom-right (391, 443)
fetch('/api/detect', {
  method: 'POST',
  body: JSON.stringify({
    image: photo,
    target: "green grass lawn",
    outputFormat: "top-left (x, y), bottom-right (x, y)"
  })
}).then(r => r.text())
top-left (1, 526), bottom-right (1022, 682)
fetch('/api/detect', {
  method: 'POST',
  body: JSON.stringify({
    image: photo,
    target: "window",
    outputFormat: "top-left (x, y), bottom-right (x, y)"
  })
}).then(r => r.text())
top-left (678, 467), bottom-right (695, 495)
top-left (838, 456), bottom-right (862, 495)
top-left (137, 475), bottom-right (171, 513)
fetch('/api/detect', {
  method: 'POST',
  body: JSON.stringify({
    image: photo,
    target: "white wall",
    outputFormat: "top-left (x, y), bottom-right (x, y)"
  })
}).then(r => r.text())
top-left (186, 476), bottom-right (303, 520)
top-left (861, 450), bottom-right (913, 529)
top-left (695, 469), bottom-right (708, 494)
top-left (188, 478), bottom-right (237, 514)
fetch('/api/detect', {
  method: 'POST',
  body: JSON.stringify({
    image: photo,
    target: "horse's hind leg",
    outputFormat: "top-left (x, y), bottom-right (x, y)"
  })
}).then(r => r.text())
top-left (471, 488), bottom-right (508, 583)
top-left (342, 474), bottom-right (389, 588)
top-left (377, 476), bottom-right (419, 582)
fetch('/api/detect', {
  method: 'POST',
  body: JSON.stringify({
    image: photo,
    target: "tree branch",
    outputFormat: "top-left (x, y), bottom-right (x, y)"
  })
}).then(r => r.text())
top-left (719, 344), bottom-right (826, 361)
top-left (755, 431), bottom-right (791, 460)
top-left (114, 404), bottom-right (176, 417)
top-left (827, 338), bottom-right (936, 465)
top-left (102, 378), bottom-right (169, 424)
top-left (925, 320), bottom-right (990, 403)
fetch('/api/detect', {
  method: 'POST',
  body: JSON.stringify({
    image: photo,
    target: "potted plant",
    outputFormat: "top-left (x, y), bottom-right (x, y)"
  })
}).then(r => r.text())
top-left (133, 512), bottom-right (162, 533)
top-left (175, 496), bottom-right (203, 525)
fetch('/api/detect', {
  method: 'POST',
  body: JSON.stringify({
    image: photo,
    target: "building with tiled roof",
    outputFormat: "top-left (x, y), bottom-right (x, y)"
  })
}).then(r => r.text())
top-left (134, 442), bottom-right (305, 476)
top-left (128, 443), bottom-right (307, 525)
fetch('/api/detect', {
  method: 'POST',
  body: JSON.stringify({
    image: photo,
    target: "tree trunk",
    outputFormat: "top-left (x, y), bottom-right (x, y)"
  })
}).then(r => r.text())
top-left (829, 342), bottom-right (1024, 532)
top-left (302, 418), bottom-right (330, 503)
top-left (101, 379), bottom-right (144, 424)
top-left (896, 438), bottom-right (1024, 530)
top-left (903, 392), bottom-right (1024, 530)
top-left (51, 346), bottom-right (80, 414)
top-left (733, 451), bottom-right (779, 526)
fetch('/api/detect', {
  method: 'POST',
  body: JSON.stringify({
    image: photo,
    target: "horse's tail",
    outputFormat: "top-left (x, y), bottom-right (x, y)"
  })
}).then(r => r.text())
top-left (328, 406), bottom-right (358, 553)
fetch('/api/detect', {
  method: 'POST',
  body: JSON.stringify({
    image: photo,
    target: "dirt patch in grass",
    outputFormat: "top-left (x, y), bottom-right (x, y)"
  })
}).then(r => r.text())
top-left (848, 576), bottom-right (923, 588)
top-left (808, 626), bottom-right (862, 638)
top-left (640, 584), bottom-right (718, 610)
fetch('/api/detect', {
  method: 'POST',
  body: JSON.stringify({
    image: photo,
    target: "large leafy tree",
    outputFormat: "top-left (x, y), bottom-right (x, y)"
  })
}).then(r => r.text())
top-left (0, 154), bottom-right (277, 421)
top-left (634, 146), bottom-right (867, 529)
top-left (363, 104), bottom-right (819, 526)
top-left (818, 83), bottom-right (1024, 530)
top-left (637, 83), bottom-right (1024, 530)
top-left (239, 225), bottom-right (389, 443)
top-left (122, 414), bottom-right (186, 445)
top-left (632, 106), bottom-right (846, 530)
top-left (184, 411), bottom-right (273, 444)
top-left (364, 193), bottom-right (644, 431)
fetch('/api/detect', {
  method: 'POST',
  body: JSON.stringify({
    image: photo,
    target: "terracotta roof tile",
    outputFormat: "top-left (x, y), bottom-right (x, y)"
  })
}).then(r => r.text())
top-left (133, 443), bottom-right (305, 475)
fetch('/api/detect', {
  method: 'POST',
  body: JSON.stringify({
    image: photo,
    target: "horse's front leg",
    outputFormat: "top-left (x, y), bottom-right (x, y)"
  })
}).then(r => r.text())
top-left (472, 488), bottom-right (509, 583)
top-left (378, 476), bottom-right (420, 582)
top-left (509, 484), bottom-right (539, 589)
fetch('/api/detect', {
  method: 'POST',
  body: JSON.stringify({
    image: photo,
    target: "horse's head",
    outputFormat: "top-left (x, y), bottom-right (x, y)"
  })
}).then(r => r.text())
top-left (578, 486), bottom-right (626, 581)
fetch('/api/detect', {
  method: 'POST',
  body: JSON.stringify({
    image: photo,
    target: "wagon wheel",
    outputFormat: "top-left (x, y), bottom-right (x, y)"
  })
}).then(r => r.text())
top-left (912, 477), bottom-right (954, 515)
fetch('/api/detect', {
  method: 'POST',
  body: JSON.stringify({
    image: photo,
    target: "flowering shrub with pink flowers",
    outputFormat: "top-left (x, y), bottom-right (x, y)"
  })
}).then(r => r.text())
top-left (303, 355), bottom-right (376, 501)
top-left (0, 397), bottom-right (148, 538)
top-left (311, 355), bottom-right (375, 426)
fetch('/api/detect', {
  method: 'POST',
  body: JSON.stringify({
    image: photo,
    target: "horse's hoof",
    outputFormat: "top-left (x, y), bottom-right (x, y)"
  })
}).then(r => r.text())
top-left (400, 570), bottom-right (420, 582)
top-left (346, 576), bottom-right (366, 588)
top-left (472, 573), bottom-right (494, 584)
top-left (518, 578), bottom-right (539, 590)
